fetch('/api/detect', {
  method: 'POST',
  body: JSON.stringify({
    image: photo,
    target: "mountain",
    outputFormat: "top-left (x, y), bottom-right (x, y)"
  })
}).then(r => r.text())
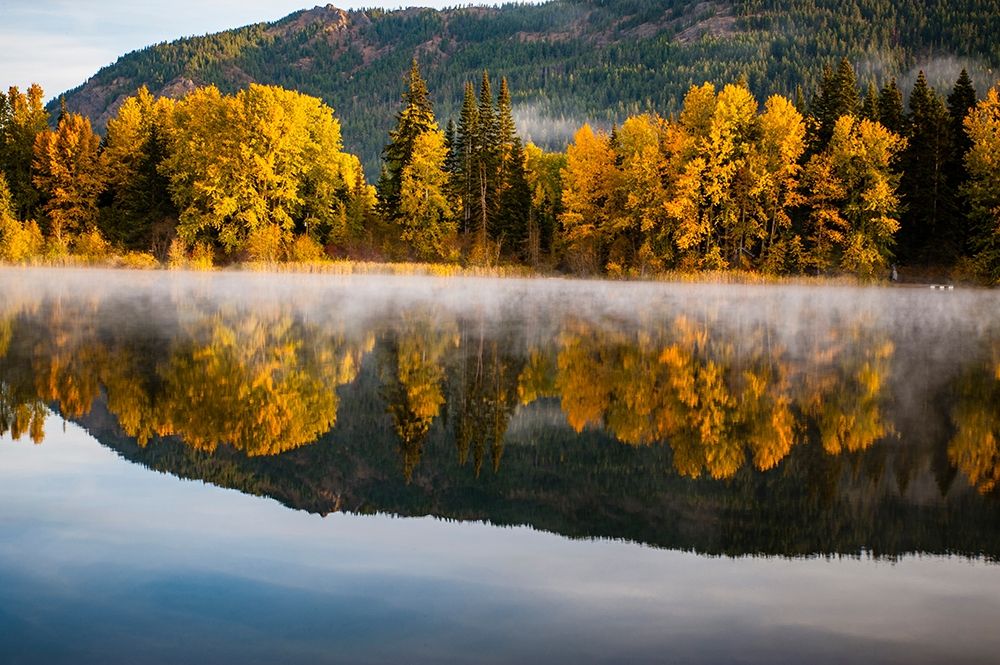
top-left (46, 1), bottom-right (1000, 198)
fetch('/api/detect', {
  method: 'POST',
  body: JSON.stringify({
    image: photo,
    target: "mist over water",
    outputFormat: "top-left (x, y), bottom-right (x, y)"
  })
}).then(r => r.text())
top-left (2, 267), bottom-right (1000, 664)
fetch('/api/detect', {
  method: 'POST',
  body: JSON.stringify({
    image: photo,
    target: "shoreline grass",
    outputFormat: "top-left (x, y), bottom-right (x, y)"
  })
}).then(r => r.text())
top-left (1, 254), bottom-right (989, 288)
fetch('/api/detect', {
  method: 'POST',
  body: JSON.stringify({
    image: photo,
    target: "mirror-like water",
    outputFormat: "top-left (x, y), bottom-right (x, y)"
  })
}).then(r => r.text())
top-left (2, 268), bottom-right (999, 664)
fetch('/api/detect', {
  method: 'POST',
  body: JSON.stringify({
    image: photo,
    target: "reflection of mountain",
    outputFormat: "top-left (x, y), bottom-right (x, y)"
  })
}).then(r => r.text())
top-left (70, 356), bottom-right (1000, 561)
top-left (4, 290), bottom-right (1000, 559)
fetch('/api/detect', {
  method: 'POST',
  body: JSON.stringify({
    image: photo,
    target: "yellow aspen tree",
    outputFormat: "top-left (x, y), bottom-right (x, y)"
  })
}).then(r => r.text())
top-left (399, 129), bottom-right (457, 261)
top-left (963, 86), bottom-right (1000, 282)
top-left (757, 94), bottom-right (806, 272)
top-left (32, 113), bottom-right (105, 244)
top-left (558, 124), bottom-right (617, 273)
top-left (804, 116), bottom-right (906, 277)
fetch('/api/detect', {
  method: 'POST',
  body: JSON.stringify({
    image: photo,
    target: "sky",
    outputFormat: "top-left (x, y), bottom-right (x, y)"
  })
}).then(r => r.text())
top-left (1, 1), bottom-right (483, 99)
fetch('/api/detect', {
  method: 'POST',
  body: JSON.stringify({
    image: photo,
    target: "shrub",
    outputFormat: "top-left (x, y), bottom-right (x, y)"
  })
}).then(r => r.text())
top-left (167, 237), bottom-right (188, 269)
top-left (288, 234), bottom-right (326, 262)
top-left (0, 217), bottom-right (44, 263)
top-left (245, 224), bottom-right (287, 262)
top-left (73, 228), bottom-right (111, 258)
top-left (189, 241), bottom-right (214, 270)
top-left (117, 251), bottom-right (160, 269)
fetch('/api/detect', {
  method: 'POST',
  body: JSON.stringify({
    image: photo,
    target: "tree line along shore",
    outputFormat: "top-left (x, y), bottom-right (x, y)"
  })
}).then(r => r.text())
top-left (1, 59), bottom-right (999, 282)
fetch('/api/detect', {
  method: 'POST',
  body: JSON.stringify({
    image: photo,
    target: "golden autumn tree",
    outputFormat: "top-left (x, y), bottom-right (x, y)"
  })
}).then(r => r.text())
top-left (963, 85), bottom-right (1000, 282)
top-left (162, 84), bottom-right (363, 253)
top-left (803, 116), bottom-right (906, 277)
top-left (523, 142), bottom-right (565, 265)
top-left (0, 171), bottom-right (43, 262)
top-left (32, 112), bottom-right (105, 244)
top-left (101, 86), bottom-right (177, 249)
top-left (558, 124), bottom-right (618, 272)
top-left (0, 84), bottom-right (49, 218)
top-left (663, 83), bottom-right (763, 269)
top-left (756, 95), bottom-right (807, 272)
top-left (610, 114), bottom-right (672, 274)
top-left (399, 129), bottom-right (457, 261)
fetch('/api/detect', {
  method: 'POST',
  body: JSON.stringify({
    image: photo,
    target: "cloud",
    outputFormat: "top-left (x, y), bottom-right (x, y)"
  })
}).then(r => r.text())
top-left (513, 102), bottom-right (596, 150)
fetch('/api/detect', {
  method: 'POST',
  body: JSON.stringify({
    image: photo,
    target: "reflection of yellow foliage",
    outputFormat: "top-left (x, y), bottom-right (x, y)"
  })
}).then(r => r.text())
top-left (804, 334), bottom-right (893, 455)
top-left (554, 315), bottom-right (802, 479)
top-left (949, 346), bottom-right (1000, 494)
top-left (553, 314), bottom-right (897, 480)
top-left (517, 351), bottom-right (557, 405)
top-left (382, 313), bottom-right (455, 482)
top-left (155, 315), bottom-right (345, 456)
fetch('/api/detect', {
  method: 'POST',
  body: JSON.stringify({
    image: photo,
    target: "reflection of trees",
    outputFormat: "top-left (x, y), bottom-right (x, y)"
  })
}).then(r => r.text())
top-left (10, 289), bottom-right (1000, 504)
top-left (1, 301), bottom-right (361, 456)
top-left (800, 323), bottom-right (894, 456)
top-left (450, 320), bottom-right (521, 477)
top-left (535, 315), bottom-right (894, 480)
top-left (949, 346), bottom-right (1000, 494)
top-left (378, 313), bottom-right (454, 482)
top-left (154, 312), bottom-right (353, 455)
top-left (0, 382), bottom-right (46, 443)
top-left (0, 313), bottom-right (46, 443)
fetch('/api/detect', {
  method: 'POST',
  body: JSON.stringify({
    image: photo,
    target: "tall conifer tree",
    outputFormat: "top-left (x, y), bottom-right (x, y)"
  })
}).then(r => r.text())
top-left (899, 71), bottom-right (954, 262)
top-left (455, 82), bottom-right (479, 235)
top-left (471, 71), bottom-right (499, 258)
top-left (379, 59), bottom-right (437, 219)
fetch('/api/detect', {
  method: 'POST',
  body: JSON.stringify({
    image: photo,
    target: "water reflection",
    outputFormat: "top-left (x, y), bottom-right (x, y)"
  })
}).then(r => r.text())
top-left (1, 272), bottom-right (999, 558)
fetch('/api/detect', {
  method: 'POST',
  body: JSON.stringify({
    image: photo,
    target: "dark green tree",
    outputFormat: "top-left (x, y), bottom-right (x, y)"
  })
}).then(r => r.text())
top-left (454, 82), bottom-right (479, 236)
top-left (496, 138), bottom-right (531, 261)
top-left (878, 78), bottom-right (906, 135)
top-left (861, 81), bottom-right (880, 122)
top-left (378, 59), bottom-right (437, 220)
top-left (945, 69), bottom-right (978, 254)
top-left (809, 59), bottom-right (859, 151)
top-left (898, 72), bottom-right (955, 262)
top-left (471, 71), bottom-right (500, 259)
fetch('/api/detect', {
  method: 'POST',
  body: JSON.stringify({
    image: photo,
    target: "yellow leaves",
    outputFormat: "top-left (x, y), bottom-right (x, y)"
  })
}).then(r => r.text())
top-left (0, 216), bottom-right (44, 263)
top-left (31, 113), bottom-right (104, 240)
top-left (399, 129), bottom-right (457, 261)
top-left (559, 124), bottom-right (617, 258)
top-left (163, 84), bottom-right (358, 251)
top-left (948, 342), bottom-right (1000, 494)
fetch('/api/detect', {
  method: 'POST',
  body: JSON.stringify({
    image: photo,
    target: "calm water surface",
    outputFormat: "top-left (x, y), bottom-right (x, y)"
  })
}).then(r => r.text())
top-left (1, 267), bottom-right (999, 664)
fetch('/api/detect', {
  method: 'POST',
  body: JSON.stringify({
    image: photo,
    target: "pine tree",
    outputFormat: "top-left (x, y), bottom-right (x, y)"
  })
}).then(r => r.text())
top-left (379, 59), bottom-right (437, 220)
top-left (809, 59), bottom-right (859, 151)
top-left (454, 82), bottom-right (479, 235)
top-left (878, 78), bottom-right (906, 135)
top-left (861, 81), bottom-right (880, 122)
top-left (948, 69), bottom-right (978, 159)
top-left (470, 71), bottom-right (500, 261)
top-left (496, 138), bottom-right (531, 261)
top-left (946, 69), bottom-right (978, 254)
top-left (496, 77), bottom-right (517, 178)
top-left (898, 71), bottom-right (954, 262)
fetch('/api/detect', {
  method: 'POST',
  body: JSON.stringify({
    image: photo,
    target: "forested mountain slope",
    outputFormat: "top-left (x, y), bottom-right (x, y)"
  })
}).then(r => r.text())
top-left (53, 0), bottom-right (1000, 174)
